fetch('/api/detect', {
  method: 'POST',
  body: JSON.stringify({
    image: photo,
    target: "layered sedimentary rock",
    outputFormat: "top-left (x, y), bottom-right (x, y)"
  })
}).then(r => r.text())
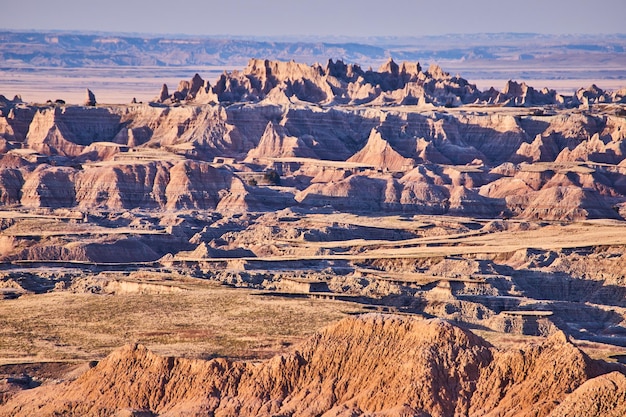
top-left (20, 165), bottom-right (76, 208)
top-left (25, 106), bottom-right (123, 156)
top-left (164, 160), bottom-right (232, 210)
top-left (2, 60), bottom-right (626, 417)
top-left (74, 161), bottom-right (170, 210)
top-left (1, 60), bottom-right (626, 220)
top-left (245, 121), bottom-right (316, 160)
top-left (347, 128), bottom-right (415, 171)
top-left (1, 314), bottom-right (622, 417)
top-left (156, 58), bottom-right (626, 108)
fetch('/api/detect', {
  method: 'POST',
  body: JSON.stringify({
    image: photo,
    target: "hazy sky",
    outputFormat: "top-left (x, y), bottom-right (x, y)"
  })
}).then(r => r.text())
top-left (1, 0), bottom-right (624, 38)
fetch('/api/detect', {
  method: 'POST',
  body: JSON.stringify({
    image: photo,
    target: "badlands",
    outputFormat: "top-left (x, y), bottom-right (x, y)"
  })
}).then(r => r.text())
top-left (0, 58), bottom-right (626, 416)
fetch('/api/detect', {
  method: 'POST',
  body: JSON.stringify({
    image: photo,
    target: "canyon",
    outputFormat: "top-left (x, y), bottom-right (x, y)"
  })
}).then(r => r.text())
top-left (0, 58), bottom-right (625, 416)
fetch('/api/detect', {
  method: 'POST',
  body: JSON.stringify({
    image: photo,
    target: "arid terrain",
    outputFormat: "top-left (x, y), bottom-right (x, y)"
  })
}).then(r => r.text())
top-left (1, 57), bottom-right (626, 416)
top-left (2, 31), bottom-right (626, 104)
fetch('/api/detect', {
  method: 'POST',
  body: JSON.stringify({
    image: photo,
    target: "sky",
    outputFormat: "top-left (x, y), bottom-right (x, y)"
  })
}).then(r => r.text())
top-left (1, 0), bottom-right (625, 38)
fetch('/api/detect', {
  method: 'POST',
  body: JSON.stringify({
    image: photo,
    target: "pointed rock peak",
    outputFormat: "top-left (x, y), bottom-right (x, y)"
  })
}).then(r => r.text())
top-left (189, 242), bottom-right (211, 258)
top-left (587, 83), bottom-right (603, 94)
top-left (368, 127), bottom-right (386, 143)
top-left (531, 134), bottom-right (544, 144)
top-left (589, 132), bottom-right (605, 144)
top-left (503, 80), bottom-right (522, 95)
top-left (326, 59), bottom-right (349, 78)
top-left (346, 62), bottom-right (363, 77)
top-left (84, 89), bottom-right (96, 106)
top-left (400, 61), bottom-right (422, 76)
top-left (379, 57), bottom-right (399, 75)
top-left (348, 128), bottom-right (414, 171)
top-left (158, 84), bottom-right (169, 102)
top-left (427, 63), bottom-right (448, 79)
top-left (263, 120), bottom-right (281, 135)
top-left (188, 73), bottom-right (205, 97)
top-left (244, 58), bottom-right (272, 77)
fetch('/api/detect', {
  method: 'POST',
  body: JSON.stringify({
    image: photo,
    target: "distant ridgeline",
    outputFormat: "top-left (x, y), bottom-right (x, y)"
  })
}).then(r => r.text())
top-left (154, 58), bottom-right (626, 107)
top-left (1, 30), bottom-right (625, 69)
top-left (0, 31), bottom-right (389, 67)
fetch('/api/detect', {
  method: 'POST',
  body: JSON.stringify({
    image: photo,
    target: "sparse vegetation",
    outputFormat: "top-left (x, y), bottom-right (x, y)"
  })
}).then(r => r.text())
top-left (0, 279), bottom-right (353, 363)
top-left (263, 170), bottom-right (281, 185)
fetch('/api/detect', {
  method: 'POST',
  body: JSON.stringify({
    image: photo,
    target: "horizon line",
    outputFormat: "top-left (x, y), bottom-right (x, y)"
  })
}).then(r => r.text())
top-left (2, 28), bottom-right (626, 41)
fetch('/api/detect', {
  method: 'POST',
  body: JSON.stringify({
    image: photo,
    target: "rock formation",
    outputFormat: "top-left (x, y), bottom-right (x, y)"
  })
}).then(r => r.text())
top-left (1, 59), bottom-right (626, 417)
top-left (0, 60), bottom-right (625, 336)
top-left (547, 371), bottom-right (626, 417)
top-left (156, 74), bottom-right (218, 104)
top-left (0, 80), bottom-right (624, 219)
top-left (0, 314), bottom-right (622, 417)
top-left (246, 121), bottom-right (316, 160)
top-left (145, 58), bottom-right (626, 109)
top-left (162, 58), bottom-right (484, 107)
top-left (347, 128), bottom-right (414, 171)
top-left (84, 89), bottom-right (96, 106)
top-left (157, 83), bottom-right (169, 102)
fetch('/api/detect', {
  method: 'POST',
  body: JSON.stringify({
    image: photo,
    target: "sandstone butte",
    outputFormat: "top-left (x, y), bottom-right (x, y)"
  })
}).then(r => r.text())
top-left (0, 314), bottom-right (623, 417)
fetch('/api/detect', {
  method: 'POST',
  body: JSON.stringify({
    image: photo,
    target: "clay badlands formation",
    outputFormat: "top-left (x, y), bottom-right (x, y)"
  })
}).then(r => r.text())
top-left (1, 58), bottom-right (626, 416)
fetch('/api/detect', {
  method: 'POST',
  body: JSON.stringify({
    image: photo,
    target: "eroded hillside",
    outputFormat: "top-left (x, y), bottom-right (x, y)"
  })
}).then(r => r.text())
top-left (1, 314), bottom-right (624, 416)
top-left (1, 59), bottom-right (626, 416)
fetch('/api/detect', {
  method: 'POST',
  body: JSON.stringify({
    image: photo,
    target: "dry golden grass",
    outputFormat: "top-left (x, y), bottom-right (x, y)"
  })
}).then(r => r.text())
top-left (266, 218), bottom-right (626, 260)
top-left (520, 162), bottom-right (596, 174)
top-left (175, 219), bottom-right (626, 265)
top-left (2, 212), bottom-right (626, 369)
top-left (0, 278), bottom-right (358, 365)
top-left (363, 221), bottom-right (626, 258)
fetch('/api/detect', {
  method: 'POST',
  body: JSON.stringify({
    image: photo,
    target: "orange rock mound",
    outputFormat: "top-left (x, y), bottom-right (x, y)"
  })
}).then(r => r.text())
top-left (1, 314), bottom-right (623, 417)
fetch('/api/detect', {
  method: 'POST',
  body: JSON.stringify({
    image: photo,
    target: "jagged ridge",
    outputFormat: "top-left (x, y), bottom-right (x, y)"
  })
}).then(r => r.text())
top-left (0, 314), bottom-right (621, 417)
top-left (1, 59), bottom-right (626, 227)
top-left (155, 58), bottom-right (626, 107)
